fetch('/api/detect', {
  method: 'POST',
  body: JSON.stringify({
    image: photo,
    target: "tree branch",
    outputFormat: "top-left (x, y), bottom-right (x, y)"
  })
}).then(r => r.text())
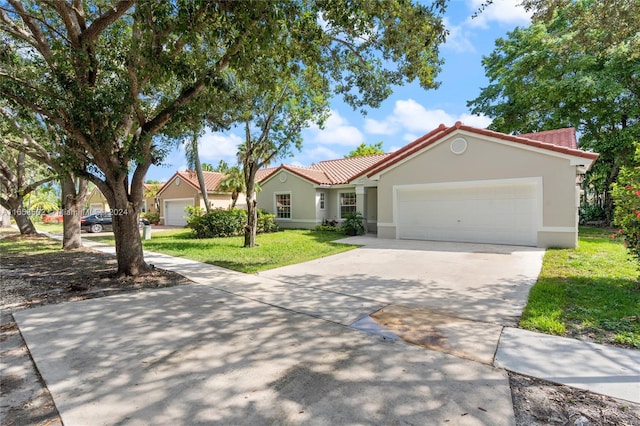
top-left (6, 0), bottom-right (54, 65)
top-left (82, 0), bottom-right (134, 43)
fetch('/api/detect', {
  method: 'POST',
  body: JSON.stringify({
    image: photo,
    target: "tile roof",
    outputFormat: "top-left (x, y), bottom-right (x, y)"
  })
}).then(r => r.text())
top-left (364, 122), bottom-right (598, 178)
top-left (519, 128), bottom-right (578, 149)
top-left (255, 167), bottom-right (278, 182)
top-left (258, 154), bottom-right (391, 185)
top-left (163, 170), bottom-right (228, 192)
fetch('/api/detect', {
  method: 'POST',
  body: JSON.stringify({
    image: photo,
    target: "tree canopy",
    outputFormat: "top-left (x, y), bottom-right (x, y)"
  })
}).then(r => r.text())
top-left (1, 0), bottom-right (448, 275)
top-left (345, 142), bottom-right (386, 158)
top-left (467, 0), bottom-right (640, 220)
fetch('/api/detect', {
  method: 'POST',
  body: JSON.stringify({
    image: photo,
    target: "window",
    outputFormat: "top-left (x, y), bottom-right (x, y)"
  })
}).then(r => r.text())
top-left (339, 192), bottom-right (356, 218)
top-left (319, 192), bottom-right (325, 210)
top-left (275, 193), bottom-right (291, 219)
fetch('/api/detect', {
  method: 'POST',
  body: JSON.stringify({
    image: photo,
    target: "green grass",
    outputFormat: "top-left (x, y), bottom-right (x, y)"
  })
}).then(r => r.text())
top-left (520, 227), bottom-right (640, 348)
top-left (35, 222), bottom-right (64, 234)
top-left (0, 233), bottom-right (62, 255)
top-left (86, 229), bottom-right (359, 274)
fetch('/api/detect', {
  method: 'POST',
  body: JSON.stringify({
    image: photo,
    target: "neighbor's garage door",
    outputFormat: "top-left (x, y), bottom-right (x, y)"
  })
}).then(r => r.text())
top-left (397, 180), bottom-right (538, 246)
top-left (164, 200), bottom-right (192, 226)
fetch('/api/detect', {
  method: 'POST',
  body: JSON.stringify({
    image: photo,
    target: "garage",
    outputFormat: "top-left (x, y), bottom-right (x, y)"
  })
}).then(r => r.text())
top-left (396, 179), bottom-right (539, 246)
top-left (164, 199), bottom-right (192, 226)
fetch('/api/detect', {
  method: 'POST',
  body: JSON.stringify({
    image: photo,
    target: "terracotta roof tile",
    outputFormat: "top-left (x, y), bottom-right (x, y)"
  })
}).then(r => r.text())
top-left (259, 154), bottom-right (391, 185)
top-left (519, 128), bottom-right (578, 149)
top-left (255, 167), bottom-right (279, 182)
top-left (311, 154), bottom-right (390, 184)
top-left (177, 170), bottom-right (227, 192)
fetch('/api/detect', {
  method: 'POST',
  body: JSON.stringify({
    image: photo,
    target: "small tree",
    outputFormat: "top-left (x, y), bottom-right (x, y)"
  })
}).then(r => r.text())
top-left (612, 144), bottom-right (640, 265)
top-left (345, 142), bottom-right (385, 158)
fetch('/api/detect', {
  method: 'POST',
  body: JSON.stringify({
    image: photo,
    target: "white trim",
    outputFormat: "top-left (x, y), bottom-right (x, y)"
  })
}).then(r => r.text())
top-left (318, 192), bottom-right (326, 210)
top-left (539, 226), bottom-right (576, 233)
top-left (274, 191), bottom-right (292, 220)
top-left (275, 219), bottom-right (318, 224)
top-left (392, 177), bottom-right (543, 241)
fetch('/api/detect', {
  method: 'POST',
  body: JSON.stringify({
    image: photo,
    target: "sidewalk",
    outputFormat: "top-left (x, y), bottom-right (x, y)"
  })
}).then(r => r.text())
top-left (496, 327), bottom-right (640, 403)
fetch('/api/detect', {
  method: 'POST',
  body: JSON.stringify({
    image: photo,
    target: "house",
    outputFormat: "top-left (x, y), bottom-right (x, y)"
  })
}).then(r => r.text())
top-left (255, 122), bottom-right (598, 248)
top-left (86, 184), bottom-right (160, 215)
top-left (157, 170), bottom-right (245, 226)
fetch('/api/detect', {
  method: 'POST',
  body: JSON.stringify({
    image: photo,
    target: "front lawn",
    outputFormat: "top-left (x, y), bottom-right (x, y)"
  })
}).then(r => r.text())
top-left (86, 229), bottom-right (359, 274)
top-left (520, 227), bottom-right (640, 348)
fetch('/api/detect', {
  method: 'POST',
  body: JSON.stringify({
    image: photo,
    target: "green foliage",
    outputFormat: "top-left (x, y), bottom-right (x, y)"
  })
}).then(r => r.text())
top-left (1, 1), bottom-right (449, 271)
top-left (612, 145), bottom-right (640, 264)
top-left (315, 218), bottom-right (340, 232)
top-left (579, 204), bottom-right (607, 225)
top-left (142, 211), bottom-right (160, 225)
top-left (345, 142), bottom-right (385, 158)
top-left (468, 1), bottom-right (640, 221)
top-left (187, 208), bottom-right (247, 239)
top-left (341, 212), bottom-right (365, 236)
top-left (256, 209), bottom-right (279, 234)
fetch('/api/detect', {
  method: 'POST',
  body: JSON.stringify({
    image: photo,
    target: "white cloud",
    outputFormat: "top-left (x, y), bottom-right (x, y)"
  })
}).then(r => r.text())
top-left (196, 131), bottom-right (243, 161)
top-left (309, 110), bottom-right (364, 146)
top-left (442, 17), bottom-right (475, 53)
top-left (458, 113), bottom-right (493, 128)
top-left (466, 0), bottom-right (532, 29)
top-left (364, 99), bottom-right (492, 141)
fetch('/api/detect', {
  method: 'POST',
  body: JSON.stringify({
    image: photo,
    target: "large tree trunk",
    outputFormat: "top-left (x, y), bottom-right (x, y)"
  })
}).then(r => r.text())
top-left (61, 176), bottom-right (88, 250)
top-left (110, 192), bottom-right (150, 276)
top-left (99, 169), bottom-right (151, 277)
top-left (5, 197), bottom-right (37, 235)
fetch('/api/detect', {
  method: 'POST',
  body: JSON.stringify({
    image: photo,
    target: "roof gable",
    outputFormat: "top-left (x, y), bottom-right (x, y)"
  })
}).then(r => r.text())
top-left (157, 170), bottom-right (229, 196)
top-left (365, 122), bottom-right (598, 178)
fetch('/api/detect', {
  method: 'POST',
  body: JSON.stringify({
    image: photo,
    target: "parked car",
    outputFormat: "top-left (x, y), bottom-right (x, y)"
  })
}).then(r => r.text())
top-left (81, 212), bottom-right (150, 233)
top-left (42, 211), bottom-right (64, 224)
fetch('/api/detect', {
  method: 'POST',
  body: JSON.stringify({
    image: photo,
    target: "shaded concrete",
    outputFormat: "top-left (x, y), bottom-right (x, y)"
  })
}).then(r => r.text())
top-left (495, 327), bottom-right (640, 404)
top-left (15, 285), bottom-right (515, 425)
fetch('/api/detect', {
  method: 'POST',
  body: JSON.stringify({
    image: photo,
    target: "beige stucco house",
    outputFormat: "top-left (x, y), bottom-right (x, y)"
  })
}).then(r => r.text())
top-left (157, 170), bottom-right (244, 226)
top-left (256, 123), bottom-right (598, 248)
top-left (86, 184), bottom-right (159, 215)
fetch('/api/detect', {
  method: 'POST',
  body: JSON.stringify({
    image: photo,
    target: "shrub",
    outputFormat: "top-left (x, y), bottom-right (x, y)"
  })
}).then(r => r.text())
top-left (187, 208), bottom-right (247, 238)
top-left (257, 209), bottom-right (279, 234)
top-left (612, 144), bottom-right (640, 264)
top-left (143, 211), bottom-right (160, 224)
top-left (341, 211), bottom-right (365, 236)
top-left (315, 218), bottom-right (340, 232)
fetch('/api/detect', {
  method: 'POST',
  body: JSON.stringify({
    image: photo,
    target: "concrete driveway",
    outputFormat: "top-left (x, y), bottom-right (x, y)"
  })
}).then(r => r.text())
top-left (14, 237), bottom-right (545, 425)
top-left (260, 236), bottom-right (545, 326)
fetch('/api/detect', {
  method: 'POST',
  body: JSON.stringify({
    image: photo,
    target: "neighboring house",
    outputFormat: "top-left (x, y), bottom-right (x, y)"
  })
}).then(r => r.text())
top-left (256, 123), bottom-right (598, 248)
top-left (157, 170), bottom-right (245, 226)
top-left (86, 184), bottom-right (159, 215)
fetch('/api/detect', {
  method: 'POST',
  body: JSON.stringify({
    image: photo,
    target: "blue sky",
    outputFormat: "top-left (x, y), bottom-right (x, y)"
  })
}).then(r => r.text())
top-left (147, 0), bottom-right (532, 182)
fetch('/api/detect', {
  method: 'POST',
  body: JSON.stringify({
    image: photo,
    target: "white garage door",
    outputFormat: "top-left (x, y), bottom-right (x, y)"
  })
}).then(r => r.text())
top-left (164, 200), bottom-right (192, 226)
top-left (397, 180), bottom-right (538, 246)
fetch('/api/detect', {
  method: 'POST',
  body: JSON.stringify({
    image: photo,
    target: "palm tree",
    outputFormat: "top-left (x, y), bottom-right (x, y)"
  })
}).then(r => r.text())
top-left (184, 127), bottom-right (211, 213)
top-left (218, 166), bottom-right (246, 209)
